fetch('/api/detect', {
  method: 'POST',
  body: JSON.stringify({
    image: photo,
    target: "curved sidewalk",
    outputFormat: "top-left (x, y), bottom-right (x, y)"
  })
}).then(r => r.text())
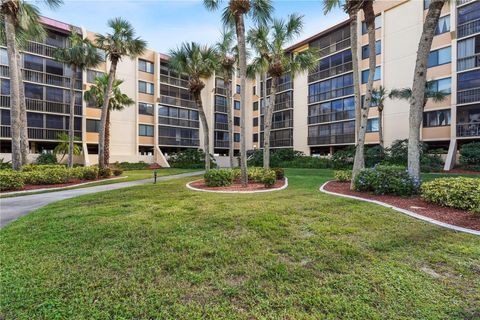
top-left (0, 171), bottom-right (203, 228)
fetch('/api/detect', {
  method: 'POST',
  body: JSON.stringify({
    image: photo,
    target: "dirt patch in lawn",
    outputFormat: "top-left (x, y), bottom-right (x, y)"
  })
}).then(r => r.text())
top-left (189, 178), bottom-right (286, 192)
top-left (324, 181), bottom-right (480, 231)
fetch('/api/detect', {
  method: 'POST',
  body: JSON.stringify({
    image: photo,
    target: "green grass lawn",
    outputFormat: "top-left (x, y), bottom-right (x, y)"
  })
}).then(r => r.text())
top-left (1, 169), bottom-right (479, 319)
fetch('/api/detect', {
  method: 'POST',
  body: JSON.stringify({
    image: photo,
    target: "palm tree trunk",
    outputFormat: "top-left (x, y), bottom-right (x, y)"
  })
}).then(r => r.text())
top-left (234, 13), bottom-right (248, 186)
top-left (98, 59), bottom-right (118, 169)
top-left (194, 91), bottom-right (210, 170)
top-left (16, 52), bottom-right (29, 165)
top-left (105, 108), bottom-right (111, 166)
top-left (68, 70), bottom-right (76, 168)
top-left (263, 75), bottom-right (277, 169)
top-left (4, 13), bottom-right (22, 170)
top-left (408, 0), bottom-right (446, 181)
top-left (224, 71), bottom-right (234, 168)
top-left (378, 107), bottom-right (384, 148)
top-left (350, 13), bottom-right (362, 139)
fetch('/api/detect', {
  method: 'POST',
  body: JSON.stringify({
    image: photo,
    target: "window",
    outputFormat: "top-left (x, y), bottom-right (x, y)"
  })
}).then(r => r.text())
top-left (308, 73), bottom-right (354, 103)
top-left (458, 1), bottom-right (480, 26)
top-left (215, 113), bottom-right (228, 123)
top-left (361, 41), bottom-right (381, 60)
top-left (0, 48), bottom-right (8, 65)
top-left (27, 112), bottom-right (43, 128)
top-left (253, 101), bottom-right (259, 111)
top-left (236, 84), bottom-right (241, 94)
top-left (139, 59), bottom-right (154, 73)
top-left (458, 70), bottom-right (480, 91)
top-left (24, 54), bottom-right (43, 72)
top-left (25, 83), bottom-right (43, 100)
top-left (46, 59), bottom-right (63, 76)
top-left (46, 87), bottom-right (64, 102)
top-left (86, 119), bottom-right (100, 132)
top-left (139, 102), bottom-right (154, 116)
top-left (253, 85), bottom-right (256, 95)
top-left (361, 15), bottom-right (382, 34)
top-left (424, 0), bottom-right (431, 10)
top-left (431, 77), bottom-right (452, 94)
top-left (428, 46), bottom-right (451, 68)
top-left (139, 81), bottom-right (154, 94)
top-left (46, 114), bottom-right (64, 129)
top-left (234, 116), bottom-right (240, 126)
top-left (457, 36), bottom-right (480, 71)
top-left (87, 69), bottom-right (105, 83)
top-left (366, 118), bottom-right (379, 132)
top-left (253, 117), bottom-right (259, 127)
top-left (253, 133), bottom-right (258, 143)
top-left (1, 79), bottom-right (10, 95)
top-left (435, 15), bottom-right (450, 36)
top-left (423, 109), bottom-right (451, 127)
top-left (234, 100), bottom-right (240, 110)
top-left (139, 124), bottom-right (154, 136)
top-left (361, 66), bottom-right (381, 84)
top-left (1, 109), bottom-right (10, 125)
top-left (234, 133), bottom-right (240, 142)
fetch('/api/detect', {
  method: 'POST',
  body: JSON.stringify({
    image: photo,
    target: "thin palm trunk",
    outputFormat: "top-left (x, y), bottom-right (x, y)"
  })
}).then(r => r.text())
top-left (234, 13), bottom-right (248, 186)
top-left (5, 13), bottom-right (22, 170)
top-left (378, 106), bottom-right (384, 147)
top-left (408, 0), bottom-right (446, 181)
top-left (350, 13), bottom-right (361, 138)
top-left (98, 59), bottom-right (118, 168)
top-left (352, 2), bottom-right (376, 188)
top-left (68, 70), bottom-right (75, 168)
top-left (224, 73), bottom-right (234, 167)
top-left (16, 52), bottom-right (29, 165)
top-left (194, 92), bottom-right (211, 170)
top-left (105, 108), bottom-right (111, 166)
top-left (263, 75), bottom-right (277, 169)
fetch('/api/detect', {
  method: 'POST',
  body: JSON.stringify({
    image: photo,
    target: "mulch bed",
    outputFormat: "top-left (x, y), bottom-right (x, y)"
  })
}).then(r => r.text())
top-left (441, 168), bottom-right (480, 175)
top-left (324, 181), bottom-right (480, 231)
top-left (3, 177), bottom-right (118, 193)
top-left (190, 178), bottom-right (286, 192)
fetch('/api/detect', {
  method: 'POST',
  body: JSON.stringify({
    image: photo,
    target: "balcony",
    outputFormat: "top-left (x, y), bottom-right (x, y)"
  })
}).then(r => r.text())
top-left (24, 41), bottom-right (58, 58)
top-left (261, 119), bottom-right (293, 131)
top-left (457, 123), bottom-right (480, 137)
top-left (159, 95), bottom-right (196, 109)
top-left (0, 95), bottom-right (82, 115)
top-left (265, 82), bottom-right (293, 95)
top-left (215, 104), bottom-right (228, 113)
top-left (308, 133), bottom-right (355, 145)
top-left (215, 122), bottom-right (228, 131)
top-left (308, 61), bottom-right (353, 83)
top-left (0, 65), bottom-right (82, 90)
top-left (458, 18), bottom-right (480, 39)
top-left (269, 138), bottom-right (293, 148)
top-left (214, 140), bottom-right (229, 148)
top-left (308, 86), bottom-right (354, 104)
top-left (0, 126), bottom-right (80, 140)
top-left (215, 87), bottom-right (227, 95)
top-left (457, 0), bottom-right (475, 6)
top-left (308, 110), bottom-right (355, 124)
top-left (158, 116), bottom-right (199, 128)
top-left (317, 38), bottom-right (351, 58)
top-left (158, 136), bottom-right (199, 147)
top-left (457, 53), bottom-right (480, 72)
top-left (457, 88), bottom-right (480, 104)
top-left (160, 75), bottom-right (189, 88)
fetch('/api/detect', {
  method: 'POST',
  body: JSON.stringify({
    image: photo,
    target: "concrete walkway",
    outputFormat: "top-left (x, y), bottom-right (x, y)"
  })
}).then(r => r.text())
top-left (0, 171), bottom-right (203, 228)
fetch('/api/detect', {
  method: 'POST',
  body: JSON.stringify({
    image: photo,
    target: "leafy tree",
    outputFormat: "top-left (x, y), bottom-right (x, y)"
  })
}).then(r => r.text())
top-left (53, 132), bottom-right (82, 163)
top-left (371, 86), bottom-right (388, 147)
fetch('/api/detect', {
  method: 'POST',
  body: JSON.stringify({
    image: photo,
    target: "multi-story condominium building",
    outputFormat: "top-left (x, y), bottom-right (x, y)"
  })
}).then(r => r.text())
top-left (0, 0), bottom-right (478, 169)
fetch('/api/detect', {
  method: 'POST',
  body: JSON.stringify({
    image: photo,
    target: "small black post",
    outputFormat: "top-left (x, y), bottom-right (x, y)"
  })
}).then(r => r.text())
top-left (154, 170), bottom-right (157, 184)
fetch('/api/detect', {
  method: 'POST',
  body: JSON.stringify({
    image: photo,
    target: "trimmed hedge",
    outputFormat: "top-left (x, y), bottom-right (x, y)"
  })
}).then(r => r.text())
top-left (98, 167), bottom-right (112, 178)
top-left (459, 142), bottom-right (480, 171)
top-left (204, 167), bottom-right (279, 188)
top-left (169, 149), bottom-right (215, 169)
top-left (0, 171), bottom-right (25, 191)
top-left (334, 170), bottom-right (352, 182)
top-left (421, 177), bottom-right (480, 213)
top-left (114, 161), bottom-right (149, 171)
top-left (204, 169), bottom-right (235, 187)
top-left (353, 165), bottom-right (419, 196)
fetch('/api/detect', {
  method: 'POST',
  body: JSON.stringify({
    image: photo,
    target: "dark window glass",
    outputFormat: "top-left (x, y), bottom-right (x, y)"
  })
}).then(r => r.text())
top-left (45, 87), bottom-right (64, 102)
top-left (234, 100), bottom-right (240, 110)
top-left (253, 117), bottom-right (258, 127)
top-left (458, 2), bottom-right (480, 25)
top-left (427, 46), bottom-right (451, 68)
top-left (24, 54), bottom-right (43, 72)
top-left (139, 59), bottom-right (154, 73)
top-left (45, 59), bottom-right (63, 75)
top-left (366, 118), bottom-right (379, 132)
top-left (361, 41), bottom-right (381, 60)
top-left (361, 66), bottom-right (381, 84)
top-left (86, 119), bottom-right (100, 132)
top-left (234, 116), bottom-right (240, 126)
top-left (139, 124), bottom-right (154, 136)
top-left (1, 109), bottom-right (10, 125)
top-left (236, 84), bottom-right (241, 94)
top-left (0, 48), bottom-right (8, 65)
top-left (423, 109), bottom-right (451, 127)
top-left (435, 15), bottom-right (450, 35)
top-left (458, 70), bottom-right (480, 91)
top-left (139, 102), bottom-right (154, 115)
top-left (215, 113), bottom-right (228, 123)
top-left (1, 79), bottom-right (10, 95)
top-left (361, 15), bottom-right (382, 34)
top-left (27, 112), bottom-right (43, 128)
top-left (234, 133), bottom-right (240, 142)
top-left (253, 133), bottom-right (258, 142)
top-left (46, 114), bottom-right (64, 129)
top-left (25, 83), bottom-right (43, 100)
top-left (253, 101), bottom-right (259, 111)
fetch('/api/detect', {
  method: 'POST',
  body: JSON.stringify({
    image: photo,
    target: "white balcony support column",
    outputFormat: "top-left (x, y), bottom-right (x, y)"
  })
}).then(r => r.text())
top-left (444, 138), bottom-right (457, 171)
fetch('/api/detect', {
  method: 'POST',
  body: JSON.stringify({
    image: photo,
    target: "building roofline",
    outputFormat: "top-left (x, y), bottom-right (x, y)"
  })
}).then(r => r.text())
top-left (285, 19), bottom-right (350, 52)
top-left (40, 16), bottom-right (80, 33)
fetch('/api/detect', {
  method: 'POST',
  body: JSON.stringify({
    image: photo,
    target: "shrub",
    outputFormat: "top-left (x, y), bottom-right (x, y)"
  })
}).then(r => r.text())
top-left (21, 164), bottom-right (64, 172)
top-left (459, 142), bottom-right (480, 171)
top-left (421, 177), bottom-right (480, 213)
top-left (365, 146), bottom-right (386, 167)
top-left (278, 156), bottom-right (331, 169)
top-left (69, 166), bottom-right (98, 180)
top-left (114, 161), bottom-right (149, 171)
top-left (0, 171), bottom-right (25, 191)
top-left (36, 153), bottom-right (58, 165)
top-left (353, 165), bottom-right (418, 196)
top-left (262, 169), bottom-right (277, 188)
top-left (98, 167), bottom-right (112, 178)
top-left (113, 168), bottom-right (124, 176)
top-left (331, 147), bottom-right (355, 169)
top-left (334, 170), bottom-right (352, 182)
top-left (384, 139), bottom-right (444, 172)
top-left (204, 169), bottom-right (235, 187)
top-left (0, 158), bottom-right (11, 170)
top-left (169, 149), bottom-right (215, 169)
top-left (23, 167), bottom-right (70, 185)
top-left (247, 167), bottom-right (266, 183)
top-left (272, 167), bottom-right (285, 180)
top-left (420, 150), bottom-right (444, 172)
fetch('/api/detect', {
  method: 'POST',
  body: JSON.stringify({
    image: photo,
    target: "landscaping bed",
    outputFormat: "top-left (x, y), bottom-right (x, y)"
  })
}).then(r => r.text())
top-left (4, 176), bottom-right (120, 193)
top-left (324, 180), bottom-right (480, 231)
top-left (189, 177), bottom-right (286, 192)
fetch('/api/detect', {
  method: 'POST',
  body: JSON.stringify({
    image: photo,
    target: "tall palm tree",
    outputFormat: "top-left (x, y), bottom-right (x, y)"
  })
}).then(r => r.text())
top-left (371, 86), bottom-right (387, 148)
top-left (55, 31), bottom-right (101, 168)
top-left (0, 0), bottom-right (62, 170)
top-left (168, 42), bottom-right (218, 170)
top-left (84, 74), bottom-right (134, 165)
top-left (408, 0), bottom-right (448, 181)
top-left (95, 18), bottom-right (146, 168)
top-left (248, 13), bottom-right (318, 168)
top-left (204, 0), bottom-right (273, 186)
top-left (215, 28), bottom-right (237, 168)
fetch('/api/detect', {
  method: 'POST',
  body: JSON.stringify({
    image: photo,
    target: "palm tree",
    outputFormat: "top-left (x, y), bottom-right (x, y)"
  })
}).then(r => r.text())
top-left (408, 0), bottom-right (448, 181)
top-left (371, 86), bottom-right (387, 148)
top-left (55, 31), bottom-right (101, 168)
top-left (168, 42), bottom-right (218, 170)
top-left (203, 0), bottom-right (273, 186)
top-left (84, 74), bottom-right (134, 165)
top-left (0, 0), bottom-right (62, 170)
top-left (95, 18), bottom-right (146, 168)
top-left (53, 132), bottom-right (81, 163)
top-left (248, 14), bottom-right (317, 168)
top-left (215, 28), bottom-right (237, 168)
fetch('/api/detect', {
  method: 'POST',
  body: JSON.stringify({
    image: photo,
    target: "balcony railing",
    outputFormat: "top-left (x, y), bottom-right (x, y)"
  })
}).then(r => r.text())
top-left (215, 87), bottom-right (227, 95)
top-left (308, 133), bottom-right (355, 145)
top-left (0, 126), bottom-right (80, 140)
top-left (457, 87), bottom-right (480, 104)
top-left (215, 122), bottom-right (229, 131)
top-left (0, 125), bottom-right (10, 138)
top-left (261, 119), bottom-right (293, 131)
top-left (457, 53), bottom-right (480, 72)
top-left (0, 65), bottom-right (82, 90)
top-left (160, 75), bottom-right (189, 88)
top-left (308, 110), bottom-right (355, 124)
top-left (215, 104), bottom-right (228, 113)
top-left (308, 61), bottom-right (353, 83)
top-left (308, 86), bottom-right (354, 104)
top-left (0, 95), bottom-right (82, 115)
top-left (316, 38), bottom-right (351, 59)
top-left (159, 95), bottom-right (196, 109)
top-left (457, 123), bottom-right (480, 137)
top-left (263, 138), bottom-right (293, 148)
top-left (158, 136), bottom-right (199, 147)
top-left (158, 116), bottom-right (199, 128)
top-left (265, 82), bottom-right (293, 95)
top-left (457, 0), bottom-right (475, 6)
top-left (214, 140), bottom-right (229, 148)
top-left (24, 41), bottom-right (58, 58)
top-left (458, 18), bottom-right (480, 39)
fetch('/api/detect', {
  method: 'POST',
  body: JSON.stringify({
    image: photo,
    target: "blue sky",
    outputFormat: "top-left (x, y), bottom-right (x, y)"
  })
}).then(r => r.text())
top-left (37, 0), bottom-right (347, 54)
